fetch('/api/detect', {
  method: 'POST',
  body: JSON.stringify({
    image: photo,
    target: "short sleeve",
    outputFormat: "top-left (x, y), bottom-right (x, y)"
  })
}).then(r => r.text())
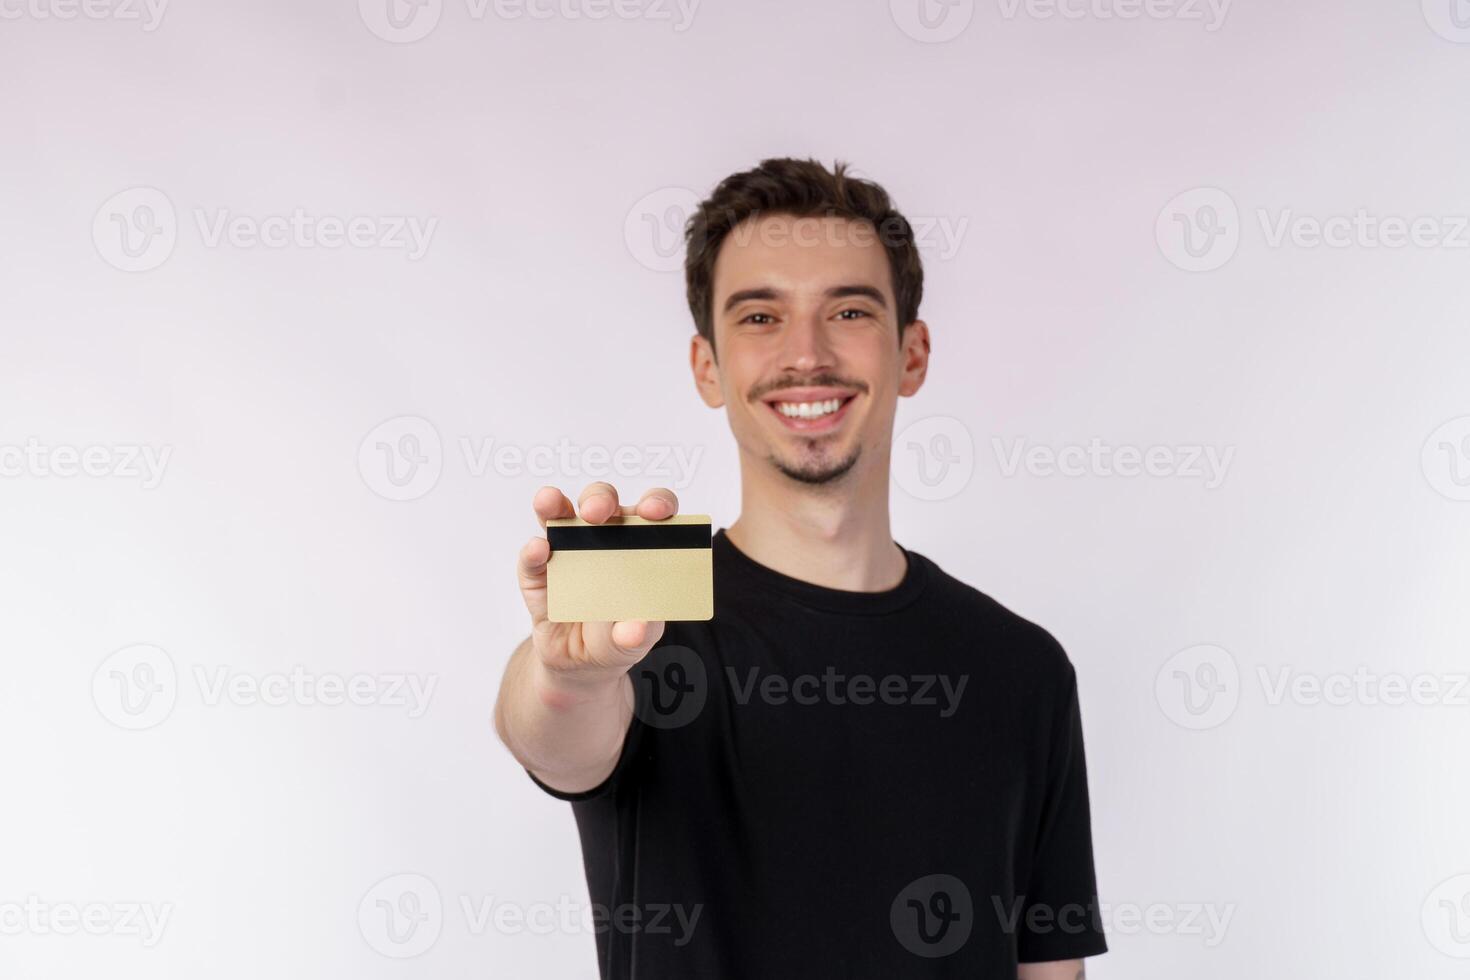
top-left (1016, 665), bottom-right (1108, 963)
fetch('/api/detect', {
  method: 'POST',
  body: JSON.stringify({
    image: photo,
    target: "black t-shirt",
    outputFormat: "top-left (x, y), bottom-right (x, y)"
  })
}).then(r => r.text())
top-left (529, 528), bottom-right (1107, 978)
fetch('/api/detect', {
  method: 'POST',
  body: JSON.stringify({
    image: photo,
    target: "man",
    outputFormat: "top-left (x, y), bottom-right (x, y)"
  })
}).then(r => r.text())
top-left (495, 158), bottom-right (1106, 979)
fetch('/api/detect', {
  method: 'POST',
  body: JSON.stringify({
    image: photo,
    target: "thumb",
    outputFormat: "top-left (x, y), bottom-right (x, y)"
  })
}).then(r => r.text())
top-left (608, 620), bottom-right (665, 660)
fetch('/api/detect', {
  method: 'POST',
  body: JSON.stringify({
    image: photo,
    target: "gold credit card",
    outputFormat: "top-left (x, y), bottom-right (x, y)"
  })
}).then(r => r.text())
top-left (546, 515), bottom-right (714, 623)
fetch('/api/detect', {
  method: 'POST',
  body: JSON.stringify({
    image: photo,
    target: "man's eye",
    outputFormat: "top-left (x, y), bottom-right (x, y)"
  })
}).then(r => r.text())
top-left (836, 309), bottom-right (871, 321)
top-left (741, 313), bottom-right (776, 325)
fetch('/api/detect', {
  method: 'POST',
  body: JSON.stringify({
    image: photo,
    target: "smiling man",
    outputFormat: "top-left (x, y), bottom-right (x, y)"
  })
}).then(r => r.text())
top-left (494, 158), bottom-right (1106, 979)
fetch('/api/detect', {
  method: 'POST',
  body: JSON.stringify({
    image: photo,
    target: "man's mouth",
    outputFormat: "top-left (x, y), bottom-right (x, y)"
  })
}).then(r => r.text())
top-left (759, 388), bottom-right (859, 434)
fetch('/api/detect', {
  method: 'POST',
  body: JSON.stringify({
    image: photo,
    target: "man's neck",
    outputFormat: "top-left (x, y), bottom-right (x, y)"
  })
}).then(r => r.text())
top-left (725, 451), bottom-right (908, 593)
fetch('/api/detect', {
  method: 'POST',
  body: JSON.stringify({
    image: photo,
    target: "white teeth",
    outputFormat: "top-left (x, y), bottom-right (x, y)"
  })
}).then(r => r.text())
top-left (775, 398), bottom-right (843, 419)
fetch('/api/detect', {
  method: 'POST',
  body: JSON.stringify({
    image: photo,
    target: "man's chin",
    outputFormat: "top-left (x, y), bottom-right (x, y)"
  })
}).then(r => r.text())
top-left (769, 446), bottom-right (861, 485)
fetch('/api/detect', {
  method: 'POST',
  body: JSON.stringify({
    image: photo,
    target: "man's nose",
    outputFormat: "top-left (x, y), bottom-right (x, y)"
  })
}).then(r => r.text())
top-left (778, 313), bottom-right (836, 374)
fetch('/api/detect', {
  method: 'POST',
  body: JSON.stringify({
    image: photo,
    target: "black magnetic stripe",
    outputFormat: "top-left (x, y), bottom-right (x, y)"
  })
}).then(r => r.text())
top-left (547, 522), bottom-right (711, 552)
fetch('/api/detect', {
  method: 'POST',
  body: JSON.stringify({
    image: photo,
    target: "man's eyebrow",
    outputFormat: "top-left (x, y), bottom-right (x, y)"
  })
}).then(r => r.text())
top-left (826, 284), bottom-right (889, 307)
top-left (721, 284), bottom-right (889, 314)
top-left (722, 287), bottom-right (779, 313)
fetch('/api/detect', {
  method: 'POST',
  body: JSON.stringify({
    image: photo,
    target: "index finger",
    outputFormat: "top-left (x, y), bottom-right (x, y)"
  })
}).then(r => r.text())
top-left (532, 485), bottom-right (575, 529)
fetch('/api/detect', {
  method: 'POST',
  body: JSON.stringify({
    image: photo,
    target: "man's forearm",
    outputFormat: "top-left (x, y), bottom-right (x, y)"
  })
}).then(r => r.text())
top-left (1018, 959), bottom-right (1084, 980)
top-left (494, 634), bottom-right (635, 794)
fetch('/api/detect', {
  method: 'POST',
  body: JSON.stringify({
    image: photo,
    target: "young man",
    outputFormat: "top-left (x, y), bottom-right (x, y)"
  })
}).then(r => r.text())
top-left (495, 158), bottom-right (1106, 979)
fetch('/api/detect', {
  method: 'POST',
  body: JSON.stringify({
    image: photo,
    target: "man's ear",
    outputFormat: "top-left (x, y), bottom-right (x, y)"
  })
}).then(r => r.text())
top-left (898, 319), bottom-right (931, 398)
top-left (690, 333), bottom-right (725, 408)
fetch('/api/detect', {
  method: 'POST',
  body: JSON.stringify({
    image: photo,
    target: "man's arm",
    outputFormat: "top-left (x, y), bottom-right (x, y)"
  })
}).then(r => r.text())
top-left (494, 632), bottom-right (638, 793)
top-left (1018, 960), bottom-right (1085, 980)
top-left (1014, 648), bottom-right (1108, 965)
top-left (493, 482), bottom-right (677, 794)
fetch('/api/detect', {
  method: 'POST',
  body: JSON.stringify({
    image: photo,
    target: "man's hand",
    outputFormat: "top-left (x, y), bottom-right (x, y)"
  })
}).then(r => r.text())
top-left (518, 482), bottom-right (676, 681)
top-left (494, 482), bottom-right (680, 793)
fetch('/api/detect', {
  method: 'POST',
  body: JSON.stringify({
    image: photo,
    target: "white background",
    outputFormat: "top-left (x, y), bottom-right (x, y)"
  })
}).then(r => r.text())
top-left (3, 0), bottom-right (1470, 976)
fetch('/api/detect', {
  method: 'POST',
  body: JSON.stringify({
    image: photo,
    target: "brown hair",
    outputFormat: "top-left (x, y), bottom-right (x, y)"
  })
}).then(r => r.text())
top-left (683, 157), bottom-right (924, 354)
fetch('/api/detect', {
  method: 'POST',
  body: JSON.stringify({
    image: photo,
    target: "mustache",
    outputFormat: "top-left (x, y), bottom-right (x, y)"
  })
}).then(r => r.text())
top-left (748, 373), bottom-right (869, 402)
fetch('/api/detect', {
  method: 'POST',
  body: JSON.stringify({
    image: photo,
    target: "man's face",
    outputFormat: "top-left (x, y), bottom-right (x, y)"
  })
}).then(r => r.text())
top-left (692, 213), bottom-right (928, 487)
